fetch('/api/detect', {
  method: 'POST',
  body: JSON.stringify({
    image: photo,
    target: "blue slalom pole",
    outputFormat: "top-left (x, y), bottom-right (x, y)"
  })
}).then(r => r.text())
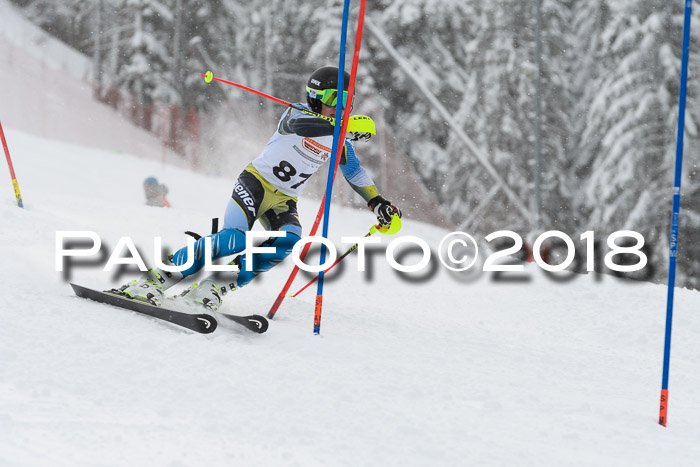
top-left (314, 0), bottom-right (352, 335)
top-left (659, 0), bottom-right (693, 427)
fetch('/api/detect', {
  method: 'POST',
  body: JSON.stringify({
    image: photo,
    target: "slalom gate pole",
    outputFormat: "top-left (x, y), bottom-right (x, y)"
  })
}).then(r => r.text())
top-left (201, 71), bottom-right (338, 126)
top-left (290, 215), bottom-right (402, 298)
top-left (291, 224), bottom-right (380, 298)
top-left (267, 0), bottom-right (368, 321)
top-left (267, 196), bottom-right (328, 318)
top-left (314, 0), bottom-right (356, 335)
top-left (659, 0), bottom-right (693, 428)
top-left (0, 120), bottom-right (23, 208)
top-left (207, 77), bottom-right (337, 318)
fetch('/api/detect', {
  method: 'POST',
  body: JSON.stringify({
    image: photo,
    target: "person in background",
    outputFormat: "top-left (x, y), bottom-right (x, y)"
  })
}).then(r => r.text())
top-left (144, 176), bottom-right (171, 208)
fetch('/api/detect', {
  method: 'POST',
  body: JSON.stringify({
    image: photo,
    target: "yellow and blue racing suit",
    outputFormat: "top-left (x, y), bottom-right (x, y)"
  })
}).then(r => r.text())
top-left (170, 104), bottom-right (380, 288)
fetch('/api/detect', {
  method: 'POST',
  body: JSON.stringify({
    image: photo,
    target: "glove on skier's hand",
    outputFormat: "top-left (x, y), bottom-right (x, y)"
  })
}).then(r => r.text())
top-left (346, 116), bottom-right (375, 142)
top-left (368, 196), bottom-right (402, 227)
top-left (349, 131), bottom-right (372, 142)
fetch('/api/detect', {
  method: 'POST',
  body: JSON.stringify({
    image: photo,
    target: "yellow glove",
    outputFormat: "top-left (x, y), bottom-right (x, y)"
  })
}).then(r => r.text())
top-left (346, 115), bottom-right (376, 141)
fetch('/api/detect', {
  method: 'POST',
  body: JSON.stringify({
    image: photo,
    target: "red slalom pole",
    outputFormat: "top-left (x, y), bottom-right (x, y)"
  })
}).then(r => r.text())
top-left (0, 120), bottom-right (23, 208)
top-left (201, 69), bottom-right (343, 319)
top-left (267, 196), bottom-right (328, 318)
top-left (290, 226), bottom-right (378, 298)
top-left (314, 0), bottom-right (367, 335)
top-left (268, 0), bottom-right (367, 321)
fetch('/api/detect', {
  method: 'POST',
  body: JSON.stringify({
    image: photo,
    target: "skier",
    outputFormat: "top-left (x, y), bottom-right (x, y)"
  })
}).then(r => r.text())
top-left (143, 176), bottom-right (171, 207)
top-left (115, 66), bottom-right (402, 311)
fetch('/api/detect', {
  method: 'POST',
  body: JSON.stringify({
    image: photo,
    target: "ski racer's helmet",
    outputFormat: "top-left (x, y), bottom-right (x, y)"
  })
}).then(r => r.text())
top-left (144, 176), bottom-right (158, 186)
top-left (306, 66), bottom-right (352, 113)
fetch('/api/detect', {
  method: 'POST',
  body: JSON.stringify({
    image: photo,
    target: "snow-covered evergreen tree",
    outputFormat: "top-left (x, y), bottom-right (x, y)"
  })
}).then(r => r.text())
top-left (569, 0), bottom-right (611, 223)
top-left (365, 1), bottom-right (575, 235)
top-left (579, 1), bottom-right (700, 283)
top-left (117, 0), bottom-right (176, 129)
top-left (9, 0), bottom-right (700, 287)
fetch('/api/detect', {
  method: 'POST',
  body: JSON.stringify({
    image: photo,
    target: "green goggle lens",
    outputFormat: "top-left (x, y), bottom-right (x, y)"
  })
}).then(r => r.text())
top-left (306, 86), bottom-right (352, 108)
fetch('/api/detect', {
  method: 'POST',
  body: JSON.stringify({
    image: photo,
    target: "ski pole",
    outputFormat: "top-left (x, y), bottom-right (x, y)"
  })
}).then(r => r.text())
top-left (201, 71), bottom-right (338, 125)
top-left (290, 214), bottom-right (402, 298)
top-left (290, 225), bottom-right (380, 298)
top-left (0, 120), bottom-right (23, 208)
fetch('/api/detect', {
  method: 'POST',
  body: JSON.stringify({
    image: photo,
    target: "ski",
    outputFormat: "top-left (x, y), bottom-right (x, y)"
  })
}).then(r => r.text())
top-left (165, 295), bottom-right (269, 334)
top-left (71, 284), bottom-right (269, 334)
top-left (71, 283), bottom-right (217, 334)
top-left (219, 312), bottom-right (269, 333)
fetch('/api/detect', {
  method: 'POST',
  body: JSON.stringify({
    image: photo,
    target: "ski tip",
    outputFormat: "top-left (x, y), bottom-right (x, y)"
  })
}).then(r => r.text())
top-left (197, 315), bottom-right (218, 334)
top-left (70, 282), bottom-right (87, 296)
top-left (219, 313), bottom-right (269, 334)
top-left (247, 314), bottom-right (269, 334)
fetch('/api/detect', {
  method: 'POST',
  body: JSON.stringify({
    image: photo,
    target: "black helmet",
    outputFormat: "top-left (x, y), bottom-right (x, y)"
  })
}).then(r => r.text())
top-left (306, 66), bottom-right (351, 113)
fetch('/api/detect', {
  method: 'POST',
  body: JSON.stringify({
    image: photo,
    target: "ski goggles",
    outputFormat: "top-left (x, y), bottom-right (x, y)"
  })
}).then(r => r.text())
top-left (306, 86), bottom-right (353, 108)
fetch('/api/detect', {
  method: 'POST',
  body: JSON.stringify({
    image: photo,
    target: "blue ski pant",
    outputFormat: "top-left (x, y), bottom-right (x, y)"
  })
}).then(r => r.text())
top-left (170, 166), bottom-right (302, 288)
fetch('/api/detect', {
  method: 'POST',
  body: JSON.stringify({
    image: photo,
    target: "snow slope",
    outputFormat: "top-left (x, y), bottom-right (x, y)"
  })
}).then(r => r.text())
top-left (1, 128), bottom-right (700, 466)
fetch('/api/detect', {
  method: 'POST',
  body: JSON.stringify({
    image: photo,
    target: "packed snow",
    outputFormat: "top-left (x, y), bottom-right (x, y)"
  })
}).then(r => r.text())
top-left (2, 1), bottom-right (700, 464)
top-left (1, 128), bottom-right (700, 466)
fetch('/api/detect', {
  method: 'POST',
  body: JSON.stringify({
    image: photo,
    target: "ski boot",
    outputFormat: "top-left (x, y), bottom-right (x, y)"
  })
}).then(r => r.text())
top-left (178, 255), bottom-right (243, 311)
top-left (208, 264), bottom-right (240, 297)
top-left (178, 279), bottom-right (224, 311)
top-left (114, 265), bottom-right (184, 306)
